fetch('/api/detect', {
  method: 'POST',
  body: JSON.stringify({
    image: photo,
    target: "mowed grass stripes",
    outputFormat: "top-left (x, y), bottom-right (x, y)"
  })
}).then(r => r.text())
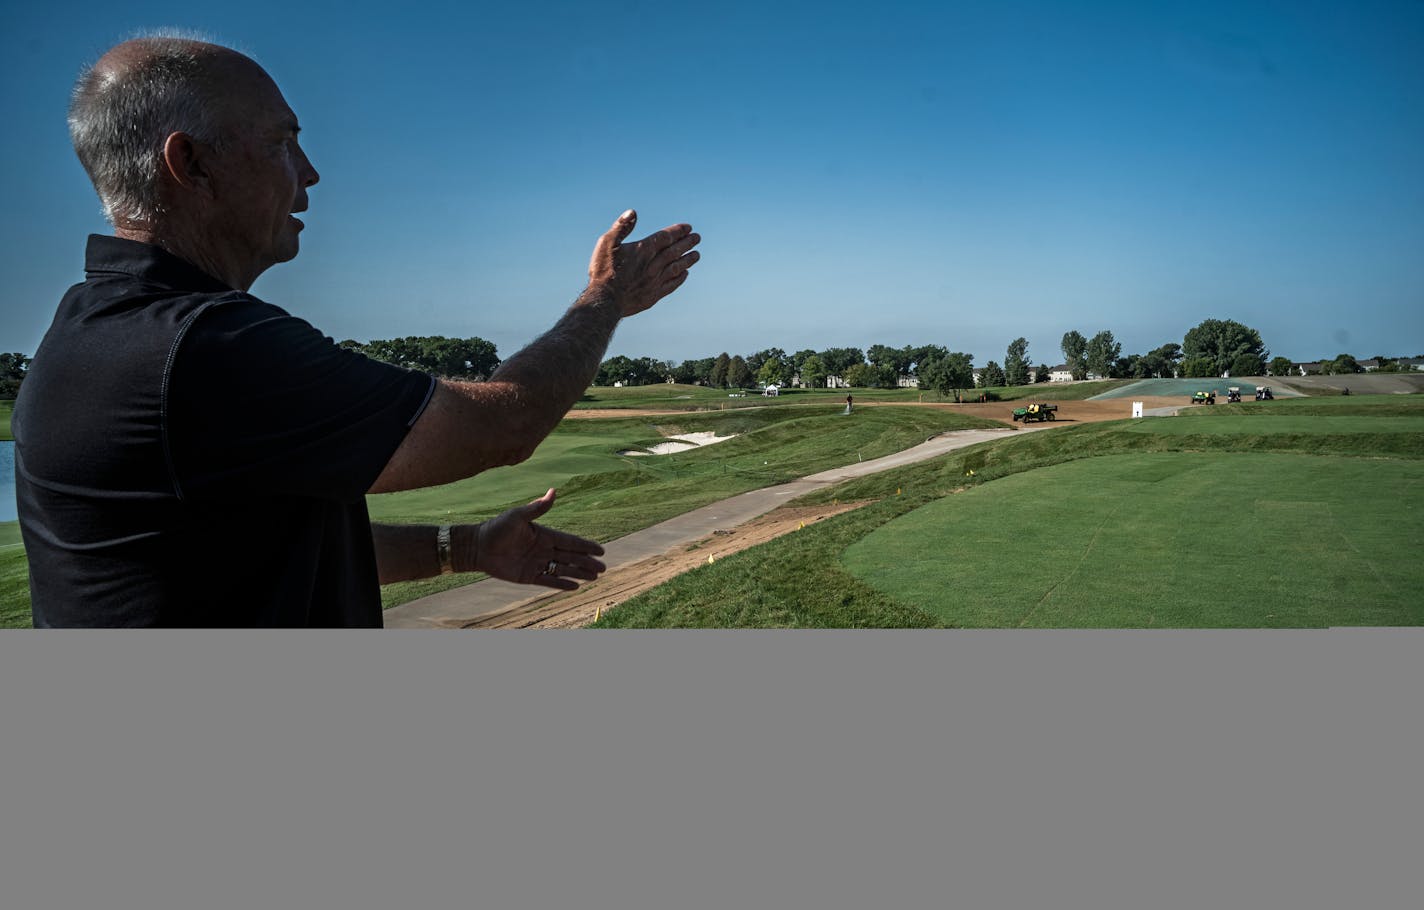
top-left (840, 453), bottom-right (1424, 627)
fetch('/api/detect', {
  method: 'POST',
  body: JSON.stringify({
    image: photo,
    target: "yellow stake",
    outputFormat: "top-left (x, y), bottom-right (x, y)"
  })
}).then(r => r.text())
top-left (595, 606), bottom-right (601, 623)
top-left (708, 555), bottom-right (715, 564)
top-left (897, 487), bottom-right (902, 496)
top-left (799, 521), bottom-right (805, 530)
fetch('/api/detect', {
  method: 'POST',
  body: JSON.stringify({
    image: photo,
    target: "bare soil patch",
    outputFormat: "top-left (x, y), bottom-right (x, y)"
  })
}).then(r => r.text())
top-left (858, 396), bottom-right (1186, 426)
top-left (564, 408), bottom-right (689, 419)
top-left (566, 398), bottom-right (1186, 426)
top-left (455, 502), bottom-right (870, 628)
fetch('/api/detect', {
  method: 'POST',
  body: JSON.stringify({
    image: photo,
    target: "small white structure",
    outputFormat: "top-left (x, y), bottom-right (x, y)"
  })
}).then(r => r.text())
top-left (762, 384), bottom-right (779, 397)
top-left (1132, 401), bottom-right (1144, 418)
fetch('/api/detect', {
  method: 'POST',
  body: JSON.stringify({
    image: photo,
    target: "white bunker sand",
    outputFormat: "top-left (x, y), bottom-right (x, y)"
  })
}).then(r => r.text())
top-left (620, 431), bottom-right (735, 457)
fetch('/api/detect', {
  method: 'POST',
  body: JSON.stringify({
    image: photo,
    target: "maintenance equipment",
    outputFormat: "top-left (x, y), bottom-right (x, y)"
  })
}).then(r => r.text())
top-left (1012, 402), bottom-right (1058, 422)
top-left (1190, 391), bottom-right (1216, 405)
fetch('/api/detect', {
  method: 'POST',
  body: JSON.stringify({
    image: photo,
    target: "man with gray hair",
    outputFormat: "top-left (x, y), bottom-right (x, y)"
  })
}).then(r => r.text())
top-left (13, 36), bottom-right (700, 626)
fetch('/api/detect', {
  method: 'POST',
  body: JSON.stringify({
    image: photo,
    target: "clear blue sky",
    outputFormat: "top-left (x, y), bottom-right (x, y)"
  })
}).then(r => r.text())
top-left (3, 0), bottom-right (1421, 367)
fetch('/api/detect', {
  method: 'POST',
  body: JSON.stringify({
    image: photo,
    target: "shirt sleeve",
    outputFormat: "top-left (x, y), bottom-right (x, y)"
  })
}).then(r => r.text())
top-left (166, 295), bottom-right (437, 502)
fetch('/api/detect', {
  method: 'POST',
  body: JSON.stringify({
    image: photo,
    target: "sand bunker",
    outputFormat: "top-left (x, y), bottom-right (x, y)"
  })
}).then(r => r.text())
top-left (620, 431), bottom-right (735, 456)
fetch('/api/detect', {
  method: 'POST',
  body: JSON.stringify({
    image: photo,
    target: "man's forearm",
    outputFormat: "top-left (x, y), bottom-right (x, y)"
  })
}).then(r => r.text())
top-left (484, 284), bottom-right (622, 442)
top-left (372, 522), bottom-right (479, 585)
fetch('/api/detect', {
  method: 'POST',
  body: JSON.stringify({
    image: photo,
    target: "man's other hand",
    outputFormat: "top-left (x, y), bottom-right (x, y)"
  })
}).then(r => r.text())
top-left (586, 209), bottom-right (700, 317)
top-left (479, 488), bottom-right (607, 590)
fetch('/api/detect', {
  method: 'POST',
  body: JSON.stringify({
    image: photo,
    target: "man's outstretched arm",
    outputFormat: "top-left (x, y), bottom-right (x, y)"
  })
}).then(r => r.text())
top-left (369, 210), bottom-right (699, 494)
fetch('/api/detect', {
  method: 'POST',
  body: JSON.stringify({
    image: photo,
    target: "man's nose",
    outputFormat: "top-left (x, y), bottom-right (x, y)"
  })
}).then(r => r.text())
top-left (299, 147), bottom-right (320, 187)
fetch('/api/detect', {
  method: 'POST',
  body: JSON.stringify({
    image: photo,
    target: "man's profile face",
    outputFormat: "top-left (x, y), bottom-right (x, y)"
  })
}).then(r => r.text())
top-left (203, 54), bottom-right (320, 280)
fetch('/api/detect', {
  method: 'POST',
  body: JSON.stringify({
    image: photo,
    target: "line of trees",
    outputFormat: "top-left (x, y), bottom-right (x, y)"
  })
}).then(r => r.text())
top-left (1057, 319), bottom-right (1270, 381)
top-left (340, 336), bottom-right (500, 380)
top-left (592, 318), bottom-right (1276, 390)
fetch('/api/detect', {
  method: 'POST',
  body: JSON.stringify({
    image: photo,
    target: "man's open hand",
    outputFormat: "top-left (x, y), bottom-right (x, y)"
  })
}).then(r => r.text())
top-left (587, 209), bottom-right (700, 317)
top-left (479, 488), bottom-right (607, 590)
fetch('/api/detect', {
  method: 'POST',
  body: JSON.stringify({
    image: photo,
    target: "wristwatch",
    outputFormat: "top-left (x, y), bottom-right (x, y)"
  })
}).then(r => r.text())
top-left (437, 524), bottom-right (454, 575)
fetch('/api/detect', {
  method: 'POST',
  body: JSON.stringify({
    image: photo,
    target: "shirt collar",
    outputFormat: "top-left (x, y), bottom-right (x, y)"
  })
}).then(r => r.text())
top-left (83, 234), bottom-right (233, 294)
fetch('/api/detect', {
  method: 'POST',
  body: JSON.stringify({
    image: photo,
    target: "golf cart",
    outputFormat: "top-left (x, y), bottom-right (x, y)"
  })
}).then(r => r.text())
top-left (1226, 387), bottom-right (1242, 403)
top-left (1255, 386), bottom-right (1274, 401)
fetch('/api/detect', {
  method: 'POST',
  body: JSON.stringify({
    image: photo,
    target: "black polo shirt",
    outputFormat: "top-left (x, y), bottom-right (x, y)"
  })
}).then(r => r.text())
top-left (14, 235), bottom-right (436, 626)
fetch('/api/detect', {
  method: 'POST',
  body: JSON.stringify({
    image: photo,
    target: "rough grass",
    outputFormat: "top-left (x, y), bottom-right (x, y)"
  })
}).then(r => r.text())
top-left (595, 408), bottom-right (1424, 628)
top-left (1, 400), bottom-right (12, 440)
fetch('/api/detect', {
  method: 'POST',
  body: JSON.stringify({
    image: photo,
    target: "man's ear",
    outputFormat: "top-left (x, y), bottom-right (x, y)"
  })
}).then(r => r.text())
top-left (160, 131), bottom-right (215, 199)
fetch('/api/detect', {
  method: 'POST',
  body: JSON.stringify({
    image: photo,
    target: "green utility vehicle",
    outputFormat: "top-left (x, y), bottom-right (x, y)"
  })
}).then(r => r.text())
top-left (1011, 402), bottom-right (1058, 423)
top-left (1190, 391), bottom-right (1216, 405)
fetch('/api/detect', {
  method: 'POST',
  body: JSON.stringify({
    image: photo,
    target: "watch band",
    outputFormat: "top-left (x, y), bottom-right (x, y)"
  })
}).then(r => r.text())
top-left (437, 524), bottom-right (454, 575)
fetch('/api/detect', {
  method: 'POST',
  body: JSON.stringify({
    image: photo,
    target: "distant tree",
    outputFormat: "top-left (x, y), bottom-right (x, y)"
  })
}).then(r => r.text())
top-left (872, 363), bottom-right (901, 388)
top-left (1035, 362), bottom-right (1051, 383)
top-left (1268, 356), bottom-right (1294, 377)
top-left (818, 347), bottom-right (865, 377)
top-left (1322, 353), bottom-right (1360, 375)
top-left (1061, 331), bottom-right (1088, 380)
top-left (1004, 337), bottom-right (1031, 386)
top-left (1229, 351), bottom-right (1265, 377)
top-left (842, 362), bottom-right (875, 387)
top-left (943, 352), bottom-right (975, 390)
top-left (1120, 354), bottom-right (1148, 379)
top-left (361, 336), bottom-right (499, 380)
top-left (867, 344), bottom-right (914, 377)
top-left (0, 352), bottom-right (30, 398)
top-left (799, 354), bottom-right (828, 389)
top-left (1085, 330), bottom-right (1121, 379)
top-left (595, 355), bottom-right (635, 386)
top-left (1183, 319), bottom-right (1268, 377)
top-left (978, 360), bottom-right (1006, 389)
top-left (727, 355), bottom-right (752, 388)
top-left (710, 352), bottom-right (731, 388)
top-left (756, 358), bottom-right (786, 387)
top-left (1144, 343), bottom-right (1183, 378)
top-left (908, 344), bottom-right (948, 379)
top-left (745, 347), bottom-right (786, 376)
top-left (916, 356), bottom-right (950, 397)
top-left (919, 351), bottom-right (975, 396)
top-left (1181, 356), bottom-right (1217, 378)
top-left (594, 355), bottom-right (667, 386)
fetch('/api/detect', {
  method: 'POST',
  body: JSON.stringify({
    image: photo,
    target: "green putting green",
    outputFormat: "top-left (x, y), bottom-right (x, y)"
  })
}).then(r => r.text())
top-left (841, 452), bottom-right (1424, 627)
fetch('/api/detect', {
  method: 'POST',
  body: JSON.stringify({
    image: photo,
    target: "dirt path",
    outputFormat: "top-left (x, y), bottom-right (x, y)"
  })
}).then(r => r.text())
top-left (456, 502), bottom-right (869, 628)
top-left (853, 396), bottom-right (1187, 426)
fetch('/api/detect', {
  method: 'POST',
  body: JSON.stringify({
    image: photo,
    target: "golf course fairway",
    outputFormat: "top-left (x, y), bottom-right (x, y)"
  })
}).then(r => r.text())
top-left (841, 453), bottom-right (1424, 627)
